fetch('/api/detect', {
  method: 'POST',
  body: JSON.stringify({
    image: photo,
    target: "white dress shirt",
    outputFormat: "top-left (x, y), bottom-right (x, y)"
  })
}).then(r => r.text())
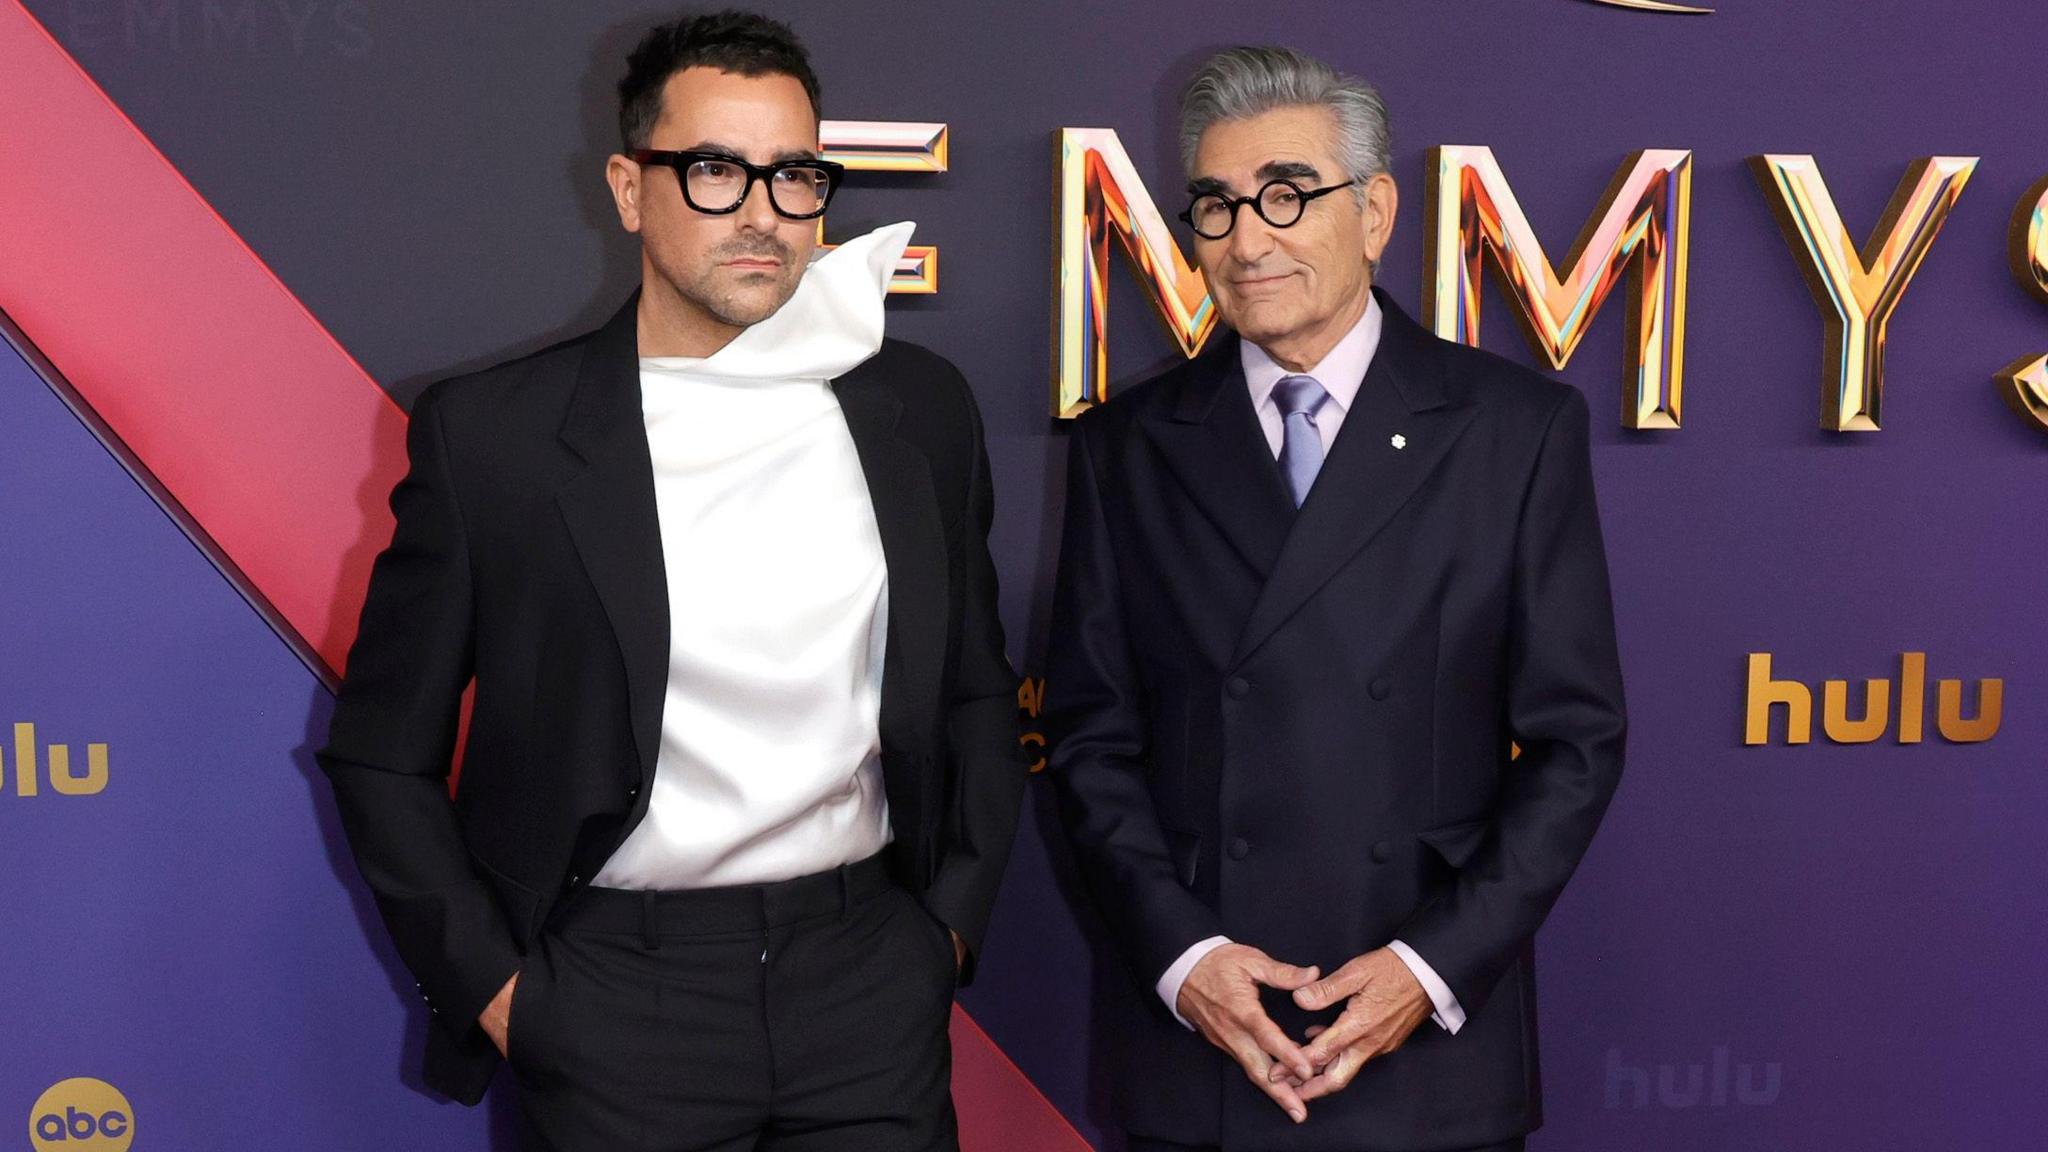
top-left (591, 224), bottom-right (917, 891)
top-left (1155, 293), bottom-right (1468, 1036)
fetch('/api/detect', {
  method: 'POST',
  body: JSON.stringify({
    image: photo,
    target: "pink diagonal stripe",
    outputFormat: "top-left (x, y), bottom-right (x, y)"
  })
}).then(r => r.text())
top-left (0, 0), bottom-right (402, 683)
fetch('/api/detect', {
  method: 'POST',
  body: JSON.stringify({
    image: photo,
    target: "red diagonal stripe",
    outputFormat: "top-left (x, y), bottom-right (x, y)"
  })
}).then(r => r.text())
top-left (0, 1), bottom-right (402, 685)
top-left (0, 5), bottom-right (1092, 1147)
top-left (951, 1006), bottom-right (1099, 1150)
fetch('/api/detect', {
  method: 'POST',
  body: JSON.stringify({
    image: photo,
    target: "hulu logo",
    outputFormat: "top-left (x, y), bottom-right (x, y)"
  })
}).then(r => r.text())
top-left (1745, 652), bottom-right (2001, 746)
top-left (1, 723), bottom-right (110, 796)
top-left (1605, 1046), bottom-right (1781, 1110)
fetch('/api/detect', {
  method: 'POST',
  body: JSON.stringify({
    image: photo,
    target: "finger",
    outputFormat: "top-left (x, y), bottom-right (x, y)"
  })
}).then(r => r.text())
top-left (1230, 1041), bottom-right (1307, 1123)
top-left (1266, 1051), bottom-right (1308, 1086)
top-left (1244, 1009), bottom-right (1316, 1082)
top-left (1302, 1004), bottom-right (1375, 1069)
top-left (1255, 959), bottom-right (1321, 991)
top-left (1303, 1024), bottom-right (1327, 1040)
top-left (1298, 1046), bottom-right (1367, 1102)
top-left (1262, 1077), bottom-right (1308, 1123)
top-left (1293, 960), bottom-right (1365, 1010)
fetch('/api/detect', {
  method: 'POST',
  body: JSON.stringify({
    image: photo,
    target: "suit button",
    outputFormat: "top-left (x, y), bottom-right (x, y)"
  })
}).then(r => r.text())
top-left (1369, 678), bottom-right (1391, 701)
top-left (568, 874), bottom-right (583, 888)
top-left (1370, 841), bottom-right (1393, 863)
top-left (1227, 837), bottom-right (1250, 860)
top-left (628, 784), bottom-right (640, 799)
top-left (1226, 677), bottom-right (1251, 699)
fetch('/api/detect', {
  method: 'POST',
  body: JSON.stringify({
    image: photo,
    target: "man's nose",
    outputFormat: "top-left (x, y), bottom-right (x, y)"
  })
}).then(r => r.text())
top-left (734, 177), bottom-right (782, 232)
top-left (1227, 209), bottom-right (1278, 263)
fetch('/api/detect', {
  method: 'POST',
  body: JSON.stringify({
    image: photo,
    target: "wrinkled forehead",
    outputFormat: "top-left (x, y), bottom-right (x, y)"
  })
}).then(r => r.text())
top-left (1186, 105), bottom-right (1344, 196)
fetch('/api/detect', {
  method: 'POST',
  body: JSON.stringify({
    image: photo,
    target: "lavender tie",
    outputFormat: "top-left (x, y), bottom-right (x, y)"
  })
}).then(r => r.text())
top-left (1274, 374), bottom-right (1332, 508)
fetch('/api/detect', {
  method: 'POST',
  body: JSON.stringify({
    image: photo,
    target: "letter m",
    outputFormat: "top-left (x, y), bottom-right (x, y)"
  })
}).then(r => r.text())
top-left (1053, 129), bottom-right (1217, 418)
top-left (1424, 146), bottom-right (1692, 429)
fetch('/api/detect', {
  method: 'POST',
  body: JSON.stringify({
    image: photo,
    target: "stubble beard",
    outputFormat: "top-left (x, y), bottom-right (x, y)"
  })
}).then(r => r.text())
top-left (665, 235), bottom-right (805, 330)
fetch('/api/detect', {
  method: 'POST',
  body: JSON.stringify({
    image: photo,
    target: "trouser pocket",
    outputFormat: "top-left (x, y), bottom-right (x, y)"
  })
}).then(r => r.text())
top-left (505, 937), bottom-right (553, 1078)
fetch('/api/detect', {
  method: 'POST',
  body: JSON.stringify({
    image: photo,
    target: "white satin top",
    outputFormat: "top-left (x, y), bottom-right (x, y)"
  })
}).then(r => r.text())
top-left (591, 224), bottom-right (916, 890)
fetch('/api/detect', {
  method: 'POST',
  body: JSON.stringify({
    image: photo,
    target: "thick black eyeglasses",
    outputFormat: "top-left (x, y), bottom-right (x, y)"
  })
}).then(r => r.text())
top-left (630, 149), bottom-right (846, 220)
top-left (1179, 178), bottom-right (1358, 240)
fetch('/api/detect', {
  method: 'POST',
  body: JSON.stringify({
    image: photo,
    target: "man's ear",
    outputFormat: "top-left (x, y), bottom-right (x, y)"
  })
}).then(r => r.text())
top-left (1361, 171), bottom-right (1399, 266)
top-left (605, 154), bottom-right (644, 234)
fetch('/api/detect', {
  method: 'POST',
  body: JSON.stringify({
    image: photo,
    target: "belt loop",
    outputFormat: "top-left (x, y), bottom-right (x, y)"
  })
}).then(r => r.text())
top-left (640, 889), bottom-right (658, 952)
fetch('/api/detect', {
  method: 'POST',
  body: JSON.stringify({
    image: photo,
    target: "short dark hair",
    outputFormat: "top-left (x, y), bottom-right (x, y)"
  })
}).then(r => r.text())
top-left (617, 10), bottom-right (823, 150)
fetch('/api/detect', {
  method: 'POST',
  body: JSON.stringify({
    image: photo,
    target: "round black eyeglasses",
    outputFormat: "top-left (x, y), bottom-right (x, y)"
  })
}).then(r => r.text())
top-left (1179, 178), bottom-right (1358, 239)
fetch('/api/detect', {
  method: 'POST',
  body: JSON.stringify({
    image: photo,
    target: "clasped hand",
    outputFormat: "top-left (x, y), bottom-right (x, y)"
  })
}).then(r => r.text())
top-left (1175, 943), bottom-right (1432, 1123)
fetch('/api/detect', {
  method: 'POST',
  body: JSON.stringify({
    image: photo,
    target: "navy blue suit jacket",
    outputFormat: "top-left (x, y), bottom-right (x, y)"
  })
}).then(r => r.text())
top-left (1047, 289), bottom-right (1627, 1151)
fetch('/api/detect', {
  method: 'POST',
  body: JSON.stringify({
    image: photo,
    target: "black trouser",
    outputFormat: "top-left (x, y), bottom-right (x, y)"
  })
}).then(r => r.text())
top-left (505, 853), bottom-right (958, 1152)
top-left (1128, 1140), bottom-right (1525, 1152)
top-left (1130, 1131), bottom-right (1531, 1139)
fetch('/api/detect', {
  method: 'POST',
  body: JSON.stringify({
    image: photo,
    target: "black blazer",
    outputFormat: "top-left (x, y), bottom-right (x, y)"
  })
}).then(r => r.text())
top-left (1047, 289), bottom-right (1626, 1151)
top-left (318, 296), bottom-right (1026, 1104)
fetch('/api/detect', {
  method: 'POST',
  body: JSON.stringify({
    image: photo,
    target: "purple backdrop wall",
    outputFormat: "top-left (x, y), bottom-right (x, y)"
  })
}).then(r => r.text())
top-left (4, 1), bottom-right (2044, 1149)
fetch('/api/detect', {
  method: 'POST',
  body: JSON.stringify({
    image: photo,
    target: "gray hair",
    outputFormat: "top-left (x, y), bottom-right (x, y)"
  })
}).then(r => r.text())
top-left (1178, 46), bottom-right (1392, 190)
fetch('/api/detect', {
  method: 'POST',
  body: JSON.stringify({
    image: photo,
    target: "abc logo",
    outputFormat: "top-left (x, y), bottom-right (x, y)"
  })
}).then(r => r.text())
top-left (28, 1079), bottom-right (133, 1152)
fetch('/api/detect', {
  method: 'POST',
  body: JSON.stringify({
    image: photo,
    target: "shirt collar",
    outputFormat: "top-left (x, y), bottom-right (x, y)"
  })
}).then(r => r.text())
top-left (1240, 291), bottom-right (1383, 415)
top-left (638, 221), bottom-right (915, 384)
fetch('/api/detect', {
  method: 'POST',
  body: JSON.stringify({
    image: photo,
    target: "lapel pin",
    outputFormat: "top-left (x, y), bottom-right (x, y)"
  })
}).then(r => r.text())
top-left (1391, 434), bottom-right (1408, 450)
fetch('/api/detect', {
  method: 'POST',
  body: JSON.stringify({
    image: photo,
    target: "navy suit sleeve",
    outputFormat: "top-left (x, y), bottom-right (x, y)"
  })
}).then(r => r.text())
top-left (1396, 386), bottom-right (1627, 1015)
top-left (316, 382), bottom-right (523, 1041)
top-left (1047, 418), bottom-right (1226, 985)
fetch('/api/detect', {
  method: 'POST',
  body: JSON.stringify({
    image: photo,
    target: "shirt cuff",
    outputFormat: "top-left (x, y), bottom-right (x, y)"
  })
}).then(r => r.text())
top-left (1387, 938), bottom-right (1465, 1034)
top-left (1157, 935), bottom-right (1232, 1030)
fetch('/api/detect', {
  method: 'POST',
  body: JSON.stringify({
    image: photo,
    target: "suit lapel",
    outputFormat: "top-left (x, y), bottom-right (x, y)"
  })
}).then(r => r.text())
top-left (1232, 290), bottom-right (1479, 665)
top-left (555, 294), bottom-right (670, 786)
top-left (1139, 334), bottom-right (1296, 580)
top-left (834, 358), bottom-right (946, 755)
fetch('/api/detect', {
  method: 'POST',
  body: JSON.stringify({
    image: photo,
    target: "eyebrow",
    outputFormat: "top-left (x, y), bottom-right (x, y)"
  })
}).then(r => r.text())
top-left (684, 140), bottom-right (821, 164)
top-left (1256, 159), bottom-right (1321, 183)
top-left (1187, 159), bottom-right (1325, 198)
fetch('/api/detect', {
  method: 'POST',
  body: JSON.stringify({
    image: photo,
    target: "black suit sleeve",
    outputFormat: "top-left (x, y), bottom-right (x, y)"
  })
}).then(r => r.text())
top-left (315, 382), bottom-right (522, 1040)
top-left (923, 368), bottom-right (1029, 985)
top-left (1046, 418), bottom-right (1226, 987)
top-left (1396, 387), bottom-right (1627, 1016)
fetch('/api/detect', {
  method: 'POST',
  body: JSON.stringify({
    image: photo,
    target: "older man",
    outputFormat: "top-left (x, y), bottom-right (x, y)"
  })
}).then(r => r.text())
top-left (1048, 47), bottom-right (1626, 1152)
